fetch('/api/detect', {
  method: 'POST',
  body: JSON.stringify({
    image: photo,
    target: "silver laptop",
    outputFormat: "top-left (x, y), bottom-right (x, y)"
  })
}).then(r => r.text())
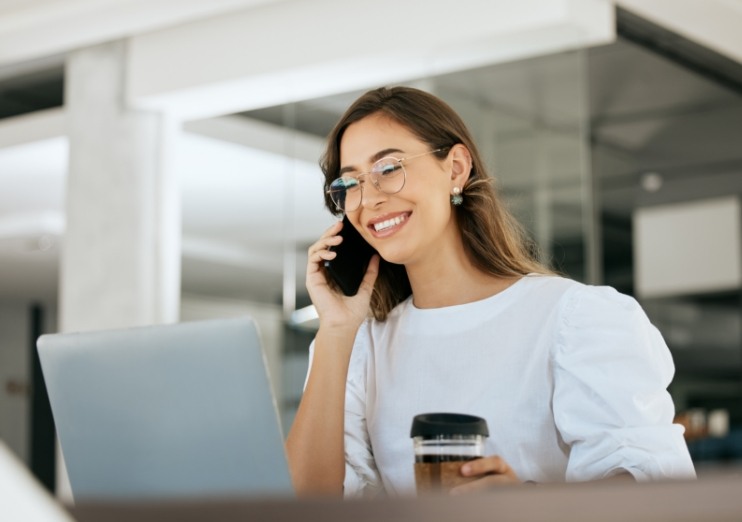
top-left (37, 317), bottom-right (294, 501)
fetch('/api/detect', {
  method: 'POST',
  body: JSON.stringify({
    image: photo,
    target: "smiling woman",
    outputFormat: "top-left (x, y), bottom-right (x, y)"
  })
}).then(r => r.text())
top-left (320, 89), bottom-right (546, 320)
top-left (284, 86), bottom-right (696, 498)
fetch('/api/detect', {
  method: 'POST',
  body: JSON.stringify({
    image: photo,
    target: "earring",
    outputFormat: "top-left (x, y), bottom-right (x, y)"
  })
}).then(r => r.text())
top-left (451, 187), bottom-right (463, 206)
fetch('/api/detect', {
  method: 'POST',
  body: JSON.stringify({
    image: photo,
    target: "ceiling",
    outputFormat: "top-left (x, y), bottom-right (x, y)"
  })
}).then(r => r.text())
top-left (0, 34), bottom-right (741, 309)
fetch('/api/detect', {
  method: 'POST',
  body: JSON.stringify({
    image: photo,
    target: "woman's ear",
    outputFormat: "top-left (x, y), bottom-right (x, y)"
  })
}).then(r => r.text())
top-left (449, 144), bottom-right (472, 188)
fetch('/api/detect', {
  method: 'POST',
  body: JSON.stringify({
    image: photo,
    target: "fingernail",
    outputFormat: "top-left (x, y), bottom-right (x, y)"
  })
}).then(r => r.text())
top-left (461, 465), bottom-right (471, 475)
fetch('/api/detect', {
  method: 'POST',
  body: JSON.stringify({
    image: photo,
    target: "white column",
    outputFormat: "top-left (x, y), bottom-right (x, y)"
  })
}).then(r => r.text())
top-left (62, 40), bottom-right (180, 331)
top-left (57, 39), bottom-right (181, 500)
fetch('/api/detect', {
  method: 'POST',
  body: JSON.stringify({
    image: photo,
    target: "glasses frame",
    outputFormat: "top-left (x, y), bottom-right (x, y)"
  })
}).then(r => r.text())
top-left (327, 148), bottom-right (446, 212)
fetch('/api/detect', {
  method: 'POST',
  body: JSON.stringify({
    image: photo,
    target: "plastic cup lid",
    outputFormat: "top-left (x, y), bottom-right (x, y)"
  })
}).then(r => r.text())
top-left (410, 412), bottom-right (489, 438)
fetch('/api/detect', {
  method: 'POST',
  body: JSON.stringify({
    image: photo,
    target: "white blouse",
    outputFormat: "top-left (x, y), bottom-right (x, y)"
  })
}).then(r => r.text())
top-left (308, 275), bottom-right (696, 497)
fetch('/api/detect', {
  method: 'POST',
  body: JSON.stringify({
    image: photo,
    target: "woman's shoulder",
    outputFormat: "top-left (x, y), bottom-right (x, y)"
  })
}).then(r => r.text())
top-left (516, 273), bottom-right (584, 305)
top-left (519, 273), bottom-right (580, 293)
top-left (518, 274), bottom-right (648, 322)
top-left (525, 276), bottom-right (656, 344)
top-left (521, 273), bottom-right (635, 302)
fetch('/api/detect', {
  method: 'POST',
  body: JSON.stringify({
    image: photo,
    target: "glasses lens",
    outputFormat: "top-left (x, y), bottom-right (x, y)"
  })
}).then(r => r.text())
top-left (329, 176), bottom-right (360, 211)
top-left (371, 158), bottom-right (405, 194)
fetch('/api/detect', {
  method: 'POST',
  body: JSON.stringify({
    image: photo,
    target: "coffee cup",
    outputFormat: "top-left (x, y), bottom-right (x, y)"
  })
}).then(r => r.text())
top-left (410, 413), bottom-right (489, 494)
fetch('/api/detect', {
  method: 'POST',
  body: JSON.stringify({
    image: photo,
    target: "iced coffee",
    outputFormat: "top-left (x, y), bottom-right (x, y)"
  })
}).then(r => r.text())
top-left (410, 413), bottom-right (489, 494)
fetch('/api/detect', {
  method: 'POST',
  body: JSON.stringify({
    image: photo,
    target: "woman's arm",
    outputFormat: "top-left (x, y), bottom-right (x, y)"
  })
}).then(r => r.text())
top-left (285, 327), bottom-right (357, 495)
top-left (284, 220), bottom-right (380, 496)
top-left (552, 285), bottom-right (696, 482)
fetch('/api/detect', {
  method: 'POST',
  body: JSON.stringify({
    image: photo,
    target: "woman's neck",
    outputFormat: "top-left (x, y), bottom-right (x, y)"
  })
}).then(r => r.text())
top-left (406, 246), bottom-right (518, 309)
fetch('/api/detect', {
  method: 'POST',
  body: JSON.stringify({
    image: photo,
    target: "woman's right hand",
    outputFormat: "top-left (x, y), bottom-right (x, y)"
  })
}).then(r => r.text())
top-left (306, 220), bottom-right (380, 332)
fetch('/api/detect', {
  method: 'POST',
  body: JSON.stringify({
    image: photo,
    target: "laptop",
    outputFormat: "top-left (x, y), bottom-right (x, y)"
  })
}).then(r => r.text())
top-left (37, 317), bottom-right (294, 501)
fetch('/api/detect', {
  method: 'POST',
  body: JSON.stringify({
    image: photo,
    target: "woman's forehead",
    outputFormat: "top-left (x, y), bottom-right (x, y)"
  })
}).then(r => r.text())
top-left (339, 114), bottom-right (420, 165)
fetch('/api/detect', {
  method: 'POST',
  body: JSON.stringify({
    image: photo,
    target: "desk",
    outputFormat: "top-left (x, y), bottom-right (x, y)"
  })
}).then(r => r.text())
top-left (68, 474), bottom-right (742, 522)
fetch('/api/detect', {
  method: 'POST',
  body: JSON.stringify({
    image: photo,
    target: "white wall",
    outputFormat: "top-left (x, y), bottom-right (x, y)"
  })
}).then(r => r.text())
top-left (634, 196), bottom-right (742, 298)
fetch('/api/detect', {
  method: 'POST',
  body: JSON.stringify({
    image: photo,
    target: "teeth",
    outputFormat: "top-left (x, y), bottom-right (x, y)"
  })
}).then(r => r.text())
top-left (373, 214), bottom-right (407, 232)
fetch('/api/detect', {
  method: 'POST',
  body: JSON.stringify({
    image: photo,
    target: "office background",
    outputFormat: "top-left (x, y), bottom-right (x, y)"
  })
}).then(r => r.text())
top-left (0, 0), bottom-right (741, 499)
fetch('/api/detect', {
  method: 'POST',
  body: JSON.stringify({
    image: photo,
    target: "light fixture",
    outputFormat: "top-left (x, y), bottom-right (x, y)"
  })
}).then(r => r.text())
top-left (640, 172), bottom-right (663, 193)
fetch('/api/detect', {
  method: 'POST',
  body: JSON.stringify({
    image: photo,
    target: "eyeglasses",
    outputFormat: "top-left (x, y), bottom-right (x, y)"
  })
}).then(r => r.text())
top-left (327, 149), bottom-right (445, 212)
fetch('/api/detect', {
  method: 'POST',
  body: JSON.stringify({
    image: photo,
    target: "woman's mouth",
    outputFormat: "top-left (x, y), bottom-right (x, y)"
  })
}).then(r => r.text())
top-left (369, 212), bottom-right (410, 237)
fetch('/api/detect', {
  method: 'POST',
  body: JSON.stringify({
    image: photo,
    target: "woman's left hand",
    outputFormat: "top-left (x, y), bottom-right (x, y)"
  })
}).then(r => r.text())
top-left (450, 456), bottom-right (520, 495)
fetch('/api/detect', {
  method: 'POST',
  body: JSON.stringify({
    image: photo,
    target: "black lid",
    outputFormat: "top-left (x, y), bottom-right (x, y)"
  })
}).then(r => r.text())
top-left (410, 413), bottom-right (489, 438)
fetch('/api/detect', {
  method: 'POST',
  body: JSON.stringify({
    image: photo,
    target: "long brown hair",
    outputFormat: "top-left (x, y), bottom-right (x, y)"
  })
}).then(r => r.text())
top-left (320, 86), bottom-right (550, 321)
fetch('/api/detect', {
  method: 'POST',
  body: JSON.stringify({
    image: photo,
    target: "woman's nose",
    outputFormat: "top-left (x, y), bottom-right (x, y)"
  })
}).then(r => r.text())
top-left (360, 179), bottom-right (388, 209)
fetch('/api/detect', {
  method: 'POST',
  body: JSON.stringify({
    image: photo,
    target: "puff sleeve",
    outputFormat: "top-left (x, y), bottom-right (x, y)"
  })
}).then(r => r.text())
top-left (552, 285), bottom-right (696, 482)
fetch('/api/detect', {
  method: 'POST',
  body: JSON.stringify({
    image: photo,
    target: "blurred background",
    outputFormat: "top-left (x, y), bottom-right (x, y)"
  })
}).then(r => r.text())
top-left (0, 0), bottom-right (741, 497)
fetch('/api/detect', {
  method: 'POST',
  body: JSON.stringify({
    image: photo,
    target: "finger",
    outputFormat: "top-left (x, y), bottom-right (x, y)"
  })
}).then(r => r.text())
top-left (309, 242), bottom-right (339, 263)
top-left (321, 219), bottom-right (343, 238)
top-left (357, 254), bottom-right (380, 294)
top-left (461, 456), bottom-right (510, 477)
top-left (450, 474), bottom-right (519, 495)
top-left (307, 234), bottom-right (342, 258)
top-left (321, 221), bottom-right (344, 242)
top-left (308, 249), bottom-right (337, 266)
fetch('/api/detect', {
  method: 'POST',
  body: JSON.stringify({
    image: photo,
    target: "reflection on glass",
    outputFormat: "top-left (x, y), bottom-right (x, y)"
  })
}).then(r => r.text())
top-left (433, 50), bottom-right (594, 282)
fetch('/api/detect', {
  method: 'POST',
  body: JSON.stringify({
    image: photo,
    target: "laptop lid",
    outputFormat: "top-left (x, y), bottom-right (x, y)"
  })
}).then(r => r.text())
top-left (37, 317), bottom-right (294, 501)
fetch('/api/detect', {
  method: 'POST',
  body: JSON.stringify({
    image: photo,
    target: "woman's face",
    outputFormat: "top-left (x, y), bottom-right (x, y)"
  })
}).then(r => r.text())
top-left (339, 113), bottom-right (461, 267)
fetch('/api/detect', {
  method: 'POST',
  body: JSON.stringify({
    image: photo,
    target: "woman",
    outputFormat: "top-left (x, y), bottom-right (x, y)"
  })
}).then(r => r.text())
top-left (285, 86), bottom-right (695, 497)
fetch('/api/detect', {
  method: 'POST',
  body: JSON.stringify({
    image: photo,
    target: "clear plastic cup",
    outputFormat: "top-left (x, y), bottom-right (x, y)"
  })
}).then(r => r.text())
top-left (411, 413), bottom-right (489, 493)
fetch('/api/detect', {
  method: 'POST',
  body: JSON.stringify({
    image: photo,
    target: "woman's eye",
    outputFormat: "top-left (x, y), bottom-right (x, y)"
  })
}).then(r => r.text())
top-left (376, 163), bottom-right (401, 176)
top-left (333, 177), bottom-right (360, 190)
top-left (344, 178), bottom-right (361, 189)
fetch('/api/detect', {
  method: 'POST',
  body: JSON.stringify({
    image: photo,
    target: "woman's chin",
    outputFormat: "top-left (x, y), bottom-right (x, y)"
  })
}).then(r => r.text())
top-left (376, 249), bottom-right (408, 267)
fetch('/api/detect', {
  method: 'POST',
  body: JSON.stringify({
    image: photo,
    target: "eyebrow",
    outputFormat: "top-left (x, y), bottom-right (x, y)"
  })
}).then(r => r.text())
top-left (339, 148), bottom-right (404, 176)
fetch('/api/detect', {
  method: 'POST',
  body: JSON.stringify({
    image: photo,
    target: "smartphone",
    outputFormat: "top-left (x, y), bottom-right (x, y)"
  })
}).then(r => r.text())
top-left (324, 216), bottom-right (377, 296)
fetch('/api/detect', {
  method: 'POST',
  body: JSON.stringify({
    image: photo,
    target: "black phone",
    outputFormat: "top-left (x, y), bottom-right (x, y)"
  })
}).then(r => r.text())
top-left (323, 216), bottom-right (377, 296)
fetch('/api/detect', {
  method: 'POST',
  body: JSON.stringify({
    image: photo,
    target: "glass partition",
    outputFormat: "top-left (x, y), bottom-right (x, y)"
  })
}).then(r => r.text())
top-left (432, 49), bottom-right (595, 282)
top-left (244, 49), bottom-right (597, 430)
